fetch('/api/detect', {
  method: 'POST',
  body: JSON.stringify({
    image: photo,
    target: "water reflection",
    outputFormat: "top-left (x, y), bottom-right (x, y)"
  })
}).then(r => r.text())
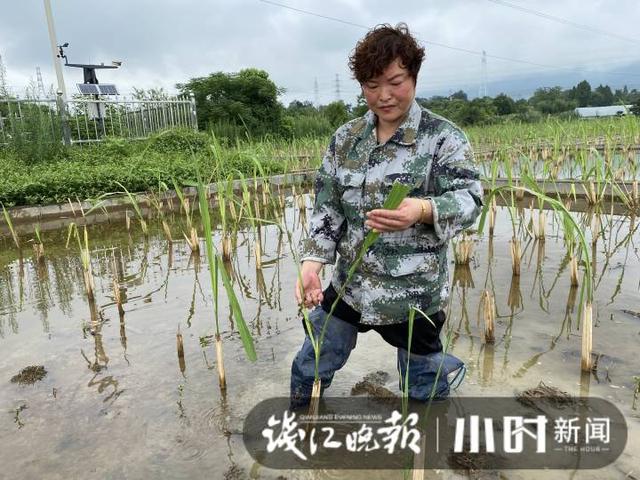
top-left (1, 192), bottom-right (639, 478)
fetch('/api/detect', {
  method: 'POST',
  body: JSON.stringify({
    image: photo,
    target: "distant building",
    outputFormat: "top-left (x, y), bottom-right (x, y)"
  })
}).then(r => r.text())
top-left (574, 105), bottom-right (632, 118)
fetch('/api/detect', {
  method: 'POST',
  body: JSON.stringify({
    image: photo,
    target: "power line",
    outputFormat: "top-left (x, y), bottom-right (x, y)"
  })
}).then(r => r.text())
top-left (261, 1), bottom-right (640, 100)
top-left (486, 0), bottom-right (640, 45)
top-left (256, 0), bottom-right (617, 72)
top-left (263, 0), bottom-right (640, 102)
top-left (258, 0), bottom-right (368, 29)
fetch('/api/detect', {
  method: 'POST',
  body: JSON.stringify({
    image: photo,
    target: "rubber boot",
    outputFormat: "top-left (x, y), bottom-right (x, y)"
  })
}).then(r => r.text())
top-left (397, 349), bottom-right (465, 401)
top-left (290, 307), bottom-right (357, 409)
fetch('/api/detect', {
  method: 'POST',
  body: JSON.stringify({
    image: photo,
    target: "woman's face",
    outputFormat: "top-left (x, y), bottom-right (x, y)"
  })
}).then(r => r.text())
top-left (361, 58), bottom-right (416, 130)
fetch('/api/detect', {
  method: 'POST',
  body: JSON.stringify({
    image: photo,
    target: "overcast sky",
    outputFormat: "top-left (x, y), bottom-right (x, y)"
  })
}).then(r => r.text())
top-left (1, 0), bottom-right (639, 105)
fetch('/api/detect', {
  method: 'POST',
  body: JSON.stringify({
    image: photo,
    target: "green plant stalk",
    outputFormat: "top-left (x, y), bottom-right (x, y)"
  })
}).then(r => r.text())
top-left (401, 308), bottom-right (415, 418)
top-left (115, 181), bottom-right (148, 234)
top-left (65, 223), bottom-right (75, 249)
top-left (251, 159), bottom-right (267, 189)
top-left (197, 180), bottom-right (220, 334)
top-left (216, 180), bottom-right (227, 234)
top-left (410, 307), bottom-right (439, 400)
top-left (148, 183), bottom-right (175, 241)
top-left (33, 224), bottom-right (42, 245)
top-left (1, 203), bottom-right (20, 249)
top-left (500, 151), bottom-right (518, 233)
top-left (478, 180), bottom-right (592, 304)
top-left (80, 227), bottom-right (91, 271)
top-left (218, 251), bottom-right (257, 361)
top-left (235, 171), bottom-right (256, 231)
top-left (172, 179), bottom-right (194, 230)
top-left (67, 223), bottom-right (95, 300)
top-left (208, 133), bottom-right (225, 181)
top-left (226, 180), bottom-right (244, 230)
top-left (235, 170), bottom-right (265, 268)
top-left (196, 178), bottom-right (256, 362)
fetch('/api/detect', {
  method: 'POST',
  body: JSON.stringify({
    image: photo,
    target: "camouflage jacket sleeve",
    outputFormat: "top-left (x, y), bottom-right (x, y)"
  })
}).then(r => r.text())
top-left (428, 128), bottom-right (484, 241)
top-left (299, 135), bottom-right (346, 264)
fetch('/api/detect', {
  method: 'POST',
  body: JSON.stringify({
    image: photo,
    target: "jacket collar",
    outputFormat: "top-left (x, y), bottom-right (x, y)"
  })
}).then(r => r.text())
top-left (360, 99), bottom-right (422, 146)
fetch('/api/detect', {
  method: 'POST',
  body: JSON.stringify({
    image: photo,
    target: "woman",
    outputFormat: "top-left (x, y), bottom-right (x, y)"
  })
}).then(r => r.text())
top-left (291, 23), bottom-right (483, 408)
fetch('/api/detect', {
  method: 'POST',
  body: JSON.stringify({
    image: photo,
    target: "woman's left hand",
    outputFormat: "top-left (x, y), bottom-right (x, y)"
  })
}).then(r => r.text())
top-left (365, 197), bottom-right (428, 232)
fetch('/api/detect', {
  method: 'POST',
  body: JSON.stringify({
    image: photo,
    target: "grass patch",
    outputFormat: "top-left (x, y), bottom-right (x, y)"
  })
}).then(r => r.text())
top-left (0, 129), bottom-right (324, 207)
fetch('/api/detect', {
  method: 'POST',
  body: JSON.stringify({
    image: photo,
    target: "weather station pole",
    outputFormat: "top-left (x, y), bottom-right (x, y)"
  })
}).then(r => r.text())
top-left (43, 0), bottom-right (72, 145)
top-left (43, 0), bottom-right (67, 100)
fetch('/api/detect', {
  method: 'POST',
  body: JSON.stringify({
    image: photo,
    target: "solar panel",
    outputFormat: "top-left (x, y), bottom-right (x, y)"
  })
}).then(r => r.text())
top-left (76, 83), bottom-right (119, 95)
top-left (98, 84), bottom-right (119, 95)
top-left (77, 83), bottom-right (99, 95)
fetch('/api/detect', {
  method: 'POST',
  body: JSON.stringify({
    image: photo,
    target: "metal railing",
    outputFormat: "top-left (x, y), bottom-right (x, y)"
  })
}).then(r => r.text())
top-left (0, 97), bottom-right (60, 146)
top-left (0, 92), bottom-right (197, 146)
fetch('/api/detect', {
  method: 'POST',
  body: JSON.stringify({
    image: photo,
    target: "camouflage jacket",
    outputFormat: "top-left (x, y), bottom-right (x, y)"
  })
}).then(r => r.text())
top-left (300, 100), bottom-right (483, 325)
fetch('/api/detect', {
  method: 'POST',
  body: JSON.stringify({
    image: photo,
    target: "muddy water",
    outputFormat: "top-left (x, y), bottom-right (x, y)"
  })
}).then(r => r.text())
top-left (0, 196), bottom-right (639, 480)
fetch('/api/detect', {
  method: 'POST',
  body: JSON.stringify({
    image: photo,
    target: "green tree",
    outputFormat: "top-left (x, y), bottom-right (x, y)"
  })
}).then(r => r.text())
top-left (352, 93), bottom-right (369, 117)
top-left (493, 93), bottom-right (516, 115)
top-left (614, 85), bottom-right (630, 103)
top-left (573, 80), bottom-right (592, 107)
top-left (631, 98), bottom-right (640, 116)
top-left (450, 90), bottom-right (468, 101)
top-left (321, 101), bottom-right (351, 128)
top-left (177, 68), bottom-right (285, 138)
top-left (529, 87), bottom-right (575, 114)
top-left (287, 100), bottom-right (316, 116)
top-left (132, 87), bottom-right (170, 101)
top-left (458, 97), bottom-right (497, 125)
top-left (514, 99), bottom-right (529, 114)
top-left (591, 84), bottom-right (614, 106)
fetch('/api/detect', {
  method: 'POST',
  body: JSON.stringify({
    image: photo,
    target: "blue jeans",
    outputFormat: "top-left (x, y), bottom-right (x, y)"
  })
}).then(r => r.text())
top-left (290, 307), bottom-right (465, 408)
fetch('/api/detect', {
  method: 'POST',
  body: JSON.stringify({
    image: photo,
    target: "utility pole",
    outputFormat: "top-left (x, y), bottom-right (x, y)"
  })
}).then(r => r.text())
top-left (43, 0), bottom-right (67, 101)
top-left (335, 73), bottom-right (341, 102)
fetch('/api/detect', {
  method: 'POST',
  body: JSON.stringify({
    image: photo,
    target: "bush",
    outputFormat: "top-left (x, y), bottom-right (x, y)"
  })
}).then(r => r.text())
top-left (513, 108), bottom-right (543, 124)
top-left (95, 137), bottom-right (134, 157)
top-left (556, 110), bottom-right (579, 121)
top-left (146, 128), bottom-right (209, 154)
top-left (289, 114), bottom-right (334, 138)
top-left (3, 103), bottom-right (65, 164)
top-left (208, 121), bottom-right (250, 144)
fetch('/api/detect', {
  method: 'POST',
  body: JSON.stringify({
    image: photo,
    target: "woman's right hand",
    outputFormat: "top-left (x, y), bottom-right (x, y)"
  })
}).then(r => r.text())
top-left (295, 260), bottom-right (324, 309)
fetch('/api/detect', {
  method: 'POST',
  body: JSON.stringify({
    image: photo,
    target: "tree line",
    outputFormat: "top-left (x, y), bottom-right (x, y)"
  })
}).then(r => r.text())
top-left (177, 69), bottom-right (640, 140)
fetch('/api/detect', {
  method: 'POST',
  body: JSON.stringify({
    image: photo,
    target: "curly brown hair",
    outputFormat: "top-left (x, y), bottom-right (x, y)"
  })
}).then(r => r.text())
top-left (348, 23), bottom-right (425, 84)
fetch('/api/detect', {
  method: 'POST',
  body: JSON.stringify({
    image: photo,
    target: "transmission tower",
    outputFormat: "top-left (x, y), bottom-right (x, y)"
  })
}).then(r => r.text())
top-left (335, 73), bottom-right (341, 101)
top-left (36, 66), bottom-right (46, 99)
top-left (0, 54), bottom-right (8, 97)
top-left (480, 50), bottom-right (488, 98)
top-left (314, 77), bottom-right (319, 107)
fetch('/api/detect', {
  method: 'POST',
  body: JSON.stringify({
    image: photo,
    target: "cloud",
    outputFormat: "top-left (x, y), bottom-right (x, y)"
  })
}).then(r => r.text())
top-left (1, 0), bottom-right (639, 103)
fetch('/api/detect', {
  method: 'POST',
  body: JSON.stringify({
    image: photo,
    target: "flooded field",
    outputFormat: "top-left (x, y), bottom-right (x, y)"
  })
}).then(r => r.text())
top-left (1, 190), bottom-right (639, 479)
